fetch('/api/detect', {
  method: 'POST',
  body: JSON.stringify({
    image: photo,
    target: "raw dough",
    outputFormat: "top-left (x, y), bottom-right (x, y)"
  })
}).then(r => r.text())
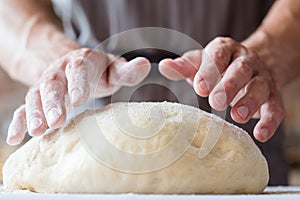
top-left (2, 102), bottom-right (269, 194)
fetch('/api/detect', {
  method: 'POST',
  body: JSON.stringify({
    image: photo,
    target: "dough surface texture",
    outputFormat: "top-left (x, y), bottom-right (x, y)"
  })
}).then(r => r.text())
top-left (3, 102), bottom-right (269, 194)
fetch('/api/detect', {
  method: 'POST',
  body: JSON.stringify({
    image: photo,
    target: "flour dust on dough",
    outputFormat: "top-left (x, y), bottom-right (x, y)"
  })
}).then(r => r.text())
top-left (3, 102), bottom-right (269, 194)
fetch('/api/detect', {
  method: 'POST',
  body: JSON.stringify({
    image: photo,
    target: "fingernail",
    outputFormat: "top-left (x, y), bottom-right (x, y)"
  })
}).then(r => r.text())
top-left (71, 88), bottom-right (81, 104)
top-left (29, 118), bottom-right (43, 131)
top-left (47, 108), bottom-right (61, 126)
top-left (260, 128), bottom-right (269, 140)
top-left (212, 92), bottom-right (227, 108)
top-left (197, 80), bottom-right (209, 93)
top-left (237, 106), bottom-right (249, 119)
top-left (6, 135), bottom-right (21, 146)
top-left (6, 138), bottom-right (20, 146)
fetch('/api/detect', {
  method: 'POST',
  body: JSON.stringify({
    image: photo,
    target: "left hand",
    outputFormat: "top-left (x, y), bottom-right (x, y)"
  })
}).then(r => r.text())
top-left (6, 48), bottom-right (151, 146)
top-left (159, 37), bottom-right (284, 142)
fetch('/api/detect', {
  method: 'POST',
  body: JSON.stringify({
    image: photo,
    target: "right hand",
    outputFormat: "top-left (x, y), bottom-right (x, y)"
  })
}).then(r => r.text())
top-left (7, 48), bottom-right (151, 145)
top-left (159, 37), bottom-right (284, 142)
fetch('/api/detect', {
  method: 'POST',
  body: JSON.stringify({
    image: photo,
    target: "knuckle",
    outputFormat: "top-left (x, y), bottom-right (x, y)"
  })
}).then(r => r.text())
top-left (40, 70), bottom-right (66, 88)
top-left (223, 79), bottom-right (238, 93)
top-left (213, 37), bottom-right (224, 44)
top-left (79, 48), bottom-right (92, 56)
top-left (236, 59), bottom-right (253, 76)
top-left (72, 58), bottom-right (85, 67)
top-left (267, 113), bottom-right (282, 126)
top-left (245, 91), bottom-right (256, 103)
top-left (213, 37), bottom-right (235, 45)
top-left (29, 111), bottom-right (44, 119)
top-left (223, 37), bottom-right (235, 45)
top-left (42, 70), bottom-right (60, 82)
top-left (65, 63), bottom-right (84, 77)
top-left (266, 115), bottom-right (275, 124)
top-left (247, 49), bottom-right (260, 60)
top-left (211, 48), bottom-right (228, 67)
top-left (70, 48), bottom-right (92, 56)
top-left (68, 57), bottom-right (85, 69)
top-left (68, 49), bottom-right (93, 70)
top-left (206, 37), bottom-right (238, 68)
top-left (255, 77), bottom-right (271, 91)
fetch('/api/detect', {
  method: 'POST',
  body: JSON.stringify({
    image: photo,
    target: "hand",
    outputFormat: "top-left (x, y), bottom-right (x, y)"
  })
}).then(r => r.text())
top-left (7, 48), bottom-right (151, 145)
top-left (159, 37), bottom-right (284, 142)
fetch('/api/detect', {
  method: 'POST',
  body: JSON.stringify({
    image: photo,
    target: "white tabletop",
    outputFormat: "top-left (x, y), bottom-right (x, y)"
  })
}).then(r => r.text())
top-left (1, 186), bottom-right (300, 200)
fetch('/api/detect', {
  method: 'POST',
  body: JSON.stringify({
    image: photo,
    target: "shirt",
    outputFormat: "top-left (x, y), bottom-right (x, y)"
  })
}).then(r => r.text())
top-left (50, 0), bottom-right (289, 186)
top-left (52, 0), bottom-right (274, 50)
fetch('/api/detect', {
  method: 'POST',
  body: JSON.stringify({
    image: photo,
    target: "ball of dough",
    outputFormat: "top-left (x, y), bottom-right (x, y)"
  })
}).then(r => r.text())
top-left (2, 102), bottom-right (269, 194)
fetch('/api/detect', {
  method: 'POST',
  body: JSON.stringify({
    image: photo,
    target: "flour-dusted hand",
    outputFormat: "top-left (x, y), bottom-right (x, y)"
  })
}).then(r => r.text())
top-left (7, 48), bottom-right (151, 145)
top-left (159, 37), bottom-right (284, 142)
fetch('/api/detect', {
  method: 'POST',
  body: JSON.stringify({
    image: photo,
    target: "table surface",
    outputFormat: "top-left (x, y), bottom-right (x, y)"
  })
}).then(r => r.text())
top-left (1, 186), bottom-right (300, 200)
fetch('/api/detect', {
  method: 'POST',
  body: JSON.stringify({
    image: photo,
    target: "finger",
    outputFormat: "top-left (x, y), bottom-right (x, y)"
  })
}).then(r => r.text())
top-left (230, 76), bottom-right (271, 123)
top-left (7, 105), bottom-right (27, 146)
top-left (40, 69), bottom-right (67, 129)
top-left (66, 56), bottom-right (90, 106)
top-left (158, 50), bottom-right (201, 82)
top-left (194, 37), bottom-right (242, 97)
top-left (66, 48), bottom-right (110, 103)
top-left (25, 87), bottom-right (47, 136)
top-left (253, 93), bottom-right (284, 142)
top-left (108, 57), bottom-right (151, 86)
top-left (209, 56), bottom-right (254, 110)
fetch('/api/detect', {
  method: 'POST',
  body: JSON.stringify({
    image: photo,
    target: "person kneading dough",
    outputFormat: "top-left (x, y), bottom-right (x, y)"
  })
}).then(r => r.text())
top-left (2, 102), bottom-right (269, 194)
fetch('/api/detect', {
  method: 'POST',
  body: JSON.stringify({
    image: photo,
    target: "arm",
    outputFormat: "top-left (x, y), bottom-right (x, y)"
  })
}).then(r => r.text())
top-left (243, 0), bottom-right (300, 90)
top-left (159, 0), bottom-right (300, 142)
top-left (0, 0), bottom-right (80, 86)
top-left (240, 0), bottom-right (300, 141)
top-left (1, 0), bottom-right (151, 145)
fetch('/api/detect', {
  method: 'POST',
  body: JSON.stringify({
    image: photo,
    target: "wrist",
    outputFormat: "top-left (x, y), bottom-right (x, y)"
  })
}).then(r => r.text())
top-left (25, 22), bottom-right (81, 58)
top-left (46, 27), bottom-right (81, 55)
top-left (243, 0), bottom-right (300, 91)
top-left (11, 22), bottom-right (81, 86)
top-left (242, 29), bottom-right (290, 91)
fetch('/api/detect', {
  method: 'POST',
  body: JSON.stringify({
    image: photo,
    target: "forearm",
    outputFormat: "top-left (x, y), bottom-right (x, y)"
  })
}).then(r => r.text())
top-left (243, 0), bottom-right (300, 90)
top-left (0, 0), bottom-right (80, 86)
